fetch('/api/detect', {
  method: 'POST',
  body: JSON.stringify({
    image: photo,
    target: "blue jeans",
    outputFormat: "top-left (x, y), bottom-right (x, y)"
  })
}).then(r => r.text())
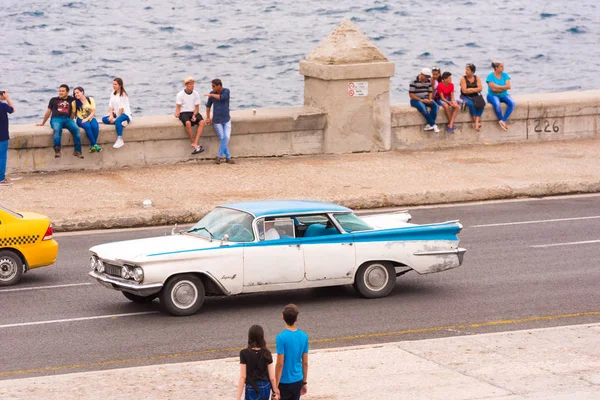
top-left (77, 118), bottom-right (99, 146)
top-left (461, 95), bottom-right (485, 118)
top-left (487, 94), bottom-right (516, 122)
top-left (51, 117), bottom-right (82, 152)
top-left (102, 113), bottom-right (130, 137)
top-left (245, 381), bottom-right (272, 400)
top-left (410, 100), bottom-right (438, 126)
top-left (213, 119), bottom-right (232, 158)
top-left (0, 140), bottom-right (8, 181)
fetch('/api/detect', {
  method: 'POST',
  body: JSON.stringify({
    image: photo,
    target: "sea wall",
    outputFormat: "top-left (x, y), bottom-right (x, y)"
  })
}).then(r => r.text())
top-left (5, 90), bottom-right (599, 174)
top-left (391, 90), bottom-right (600, 150)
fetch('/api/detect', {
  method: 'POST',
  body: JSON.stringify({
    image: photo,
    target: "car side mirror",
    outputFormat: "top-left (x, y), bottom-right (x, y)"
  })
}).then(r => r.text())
top-left (220, 234), bottom-right (229, 246)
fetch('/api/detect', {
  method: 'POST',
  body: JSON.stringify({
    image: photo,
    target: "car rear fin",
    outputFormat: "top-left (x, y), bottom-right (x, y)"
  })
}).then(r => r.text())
top-left (43, 224), bottom-right (54, 241)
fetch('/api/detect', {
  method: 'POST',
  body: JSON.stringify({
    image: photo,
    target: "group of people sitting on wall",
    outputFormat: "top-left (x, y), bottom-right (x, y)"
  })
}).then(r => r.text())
top-left (32, 76), bottom-right (234, 164)
top-left (409, 61), bottom-right (515, 133)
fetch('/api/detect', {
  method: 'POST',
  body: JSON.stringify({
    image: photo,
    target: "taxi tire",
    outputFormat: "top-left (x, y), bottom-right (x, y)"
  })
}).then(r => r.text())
top-left (0, 250), bottom-right (23, 287)
top-left (354, 261), bottom-right (395, 299)
top-left (159, 274), bottom-right (205, 316)
top-left (122, 291), bottom-right (158, 304)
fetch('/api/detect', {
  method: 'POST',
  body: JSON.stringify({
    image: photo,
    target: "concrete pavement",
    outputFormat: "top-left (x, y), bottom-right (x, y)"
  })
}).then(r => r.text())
top-left (1, 323), bottom-right (598, 399)
top-left (1, 139), bottom-right (600, 231)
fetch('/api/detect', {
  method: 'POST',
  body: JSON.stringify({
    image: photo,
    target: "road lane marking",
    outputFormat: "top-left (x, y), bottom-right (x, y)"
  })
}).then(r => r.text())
top-left (0, 283), bottom-right (93, 293)
top-left (0, 311), bottom-right (158, 329)
top-left (1, 310), bottom-right (598, 378)
top-left (470, 215), bottom-right (600, 228)
top-left (531, 239), bottom-right (600, 249)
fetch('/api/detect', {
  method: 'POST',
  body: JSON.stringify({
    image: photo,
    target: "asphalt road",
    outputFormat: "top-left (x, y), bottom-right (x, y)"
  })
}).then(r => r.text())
top-left (2, 195), bottom-right (600, 380)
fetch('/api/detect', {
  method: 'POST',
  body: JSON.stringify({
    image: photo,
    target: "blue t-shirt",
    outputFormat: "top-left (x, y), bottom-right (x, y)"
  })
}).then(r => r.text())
top-left (276, 328), bottom-right (309, 384)
top-left (205, 88), bottom-right (230, 124)
top-left (0, 102), bottom-right (14, 142)
top-left (486, 72), bottom-right (511, 97)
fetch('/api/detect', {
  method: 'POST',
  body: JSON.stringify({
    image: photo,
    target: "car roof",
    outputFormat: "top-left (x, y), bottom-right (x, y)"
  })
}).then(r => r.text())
top-left (220, 200), bottom-right (351, 217)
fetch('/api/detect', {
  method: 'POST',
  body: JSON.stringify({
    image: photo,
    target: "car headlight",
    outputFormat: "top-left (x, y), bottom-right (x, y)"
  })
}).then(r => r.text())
top-left (97, 260), bottom-right (105, 273)
top-left (90, 256), bottom-right (98, 271)
top-left (132, 267), bottom-right (144, 282)
top-left (120, 266), bottom-right (130, 279)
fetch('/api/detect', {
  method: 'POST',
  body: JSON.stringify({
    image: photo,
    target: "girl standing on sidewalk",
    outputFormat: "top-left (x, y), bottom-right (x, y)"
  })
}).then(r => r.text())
top-left (102, 78), bottom-right (132, 148)
top-left (72, 87), bottom-right (101, 153)
top-left (486, 62), bottom-right (516, 131)
top-left (236, 325), bottom-right (280, 400)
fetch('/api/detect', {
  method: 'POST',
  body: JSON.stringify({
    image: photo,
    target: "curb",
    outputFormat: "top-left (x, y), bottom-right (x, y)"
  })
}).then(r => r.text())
top-left (52, 180), bottom-right (600, 232)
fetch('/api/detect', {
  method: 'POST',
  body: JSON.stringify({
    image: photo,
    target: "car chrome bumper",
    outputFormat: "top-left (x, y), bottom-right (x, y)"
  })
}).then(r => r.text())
top-left (88, 271), bottom-right (163, 296)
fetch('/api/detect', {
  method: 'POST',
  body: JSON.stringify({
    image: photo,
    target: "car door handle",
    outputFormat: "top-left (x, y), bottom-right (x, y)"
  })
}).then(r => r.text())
top-left (289, 244), bottom-right (301, 249)
top-left (341, 243), bottom-right (353, 246)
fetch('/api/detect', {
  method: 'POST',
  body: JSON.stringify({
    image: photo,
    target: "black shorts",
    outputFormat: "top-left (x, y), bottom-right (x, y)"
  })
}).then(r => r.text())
top-left (179, 112), bottom-right (203, 126)
top-left (278, 381), bottom-right (304, 400)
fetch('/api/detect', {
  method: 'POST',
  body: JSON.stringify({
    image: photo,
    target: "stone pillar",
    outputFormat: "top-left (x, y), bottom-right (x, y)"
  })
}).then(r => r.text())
top-left (299, 19), bottom-right (395, 154)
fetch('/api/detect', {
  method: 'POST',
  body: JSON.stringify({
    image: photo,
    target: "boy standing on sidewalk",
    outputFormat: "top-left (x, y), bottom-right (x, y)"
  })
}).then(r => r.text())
top-left (275, 304), bottom-right (309, 400)
top-left (0, 90), bottom-right (15, 186)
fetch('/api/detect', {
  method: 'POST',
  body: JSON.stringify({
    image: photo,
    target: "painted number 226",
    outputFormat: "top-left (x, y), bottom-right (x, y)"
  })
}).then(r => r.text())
top-left (534, 120), bottom-right (559, 133)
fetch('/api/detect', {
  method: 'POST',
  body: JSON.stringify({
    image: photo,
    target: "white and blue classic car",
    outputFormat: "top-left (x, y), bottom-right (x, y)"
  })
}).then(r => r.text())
top-left (88, 200), bottom-right (466, 316)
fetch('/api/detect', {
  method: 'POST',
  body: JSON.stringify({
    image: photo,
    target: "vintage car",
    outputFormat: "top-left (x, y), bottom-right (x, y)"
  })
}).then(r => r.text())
top-left (89, 200), bottom-right (466, 316)
top-left (0, 205), bottom-right (59, 286)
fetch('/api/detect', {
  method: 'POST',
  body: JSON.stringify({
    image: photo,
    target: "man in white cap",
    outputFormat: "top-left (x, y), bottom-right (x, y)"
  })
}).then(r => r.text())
top-left (409, 68), bottom-right (440, 133)
top-left (174, 76), bottom-right (205, 155)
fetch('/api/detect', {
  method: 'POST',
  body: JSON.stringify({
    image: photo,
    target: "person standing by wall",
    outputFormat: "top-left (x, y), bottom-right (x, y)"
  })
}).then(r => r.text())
top-left (409, 68), bottom-right (440, 133)
top-left (0, 90), bottom-right (15, 186)
top-left (102, 78), bottom-right (132, 148)
top-left (174, 76), bottom-right (205, 155)
top-left (72, 87), bottom-right (101, 153)
top-left (275, 304), bottom-right (309, 400)
top-left (205, 78), bottom-right (234, 164)
top-left (236, 325), bottom-right (280, 400)
top-left (486, 61), bottom-right (516, 131)
top-left (36, 84), bottom-right (84, 159)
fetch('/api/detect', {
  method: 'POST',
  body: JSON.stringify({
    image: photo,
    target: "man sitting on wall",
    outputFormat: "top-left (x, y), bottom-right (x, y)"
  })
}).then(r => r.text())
top-left (409, 68), bottom-right (440, 134)
top-left (174, 76), bottom-right (205, 155)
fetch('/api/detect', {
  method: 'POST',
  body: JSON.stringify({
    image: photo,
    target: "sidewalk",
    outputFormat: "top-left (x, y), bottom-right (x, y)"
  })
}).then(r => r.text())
top-left (1, 139), bottom-right (600, 231)
top-left (1, 323), bottom-right (598, 399)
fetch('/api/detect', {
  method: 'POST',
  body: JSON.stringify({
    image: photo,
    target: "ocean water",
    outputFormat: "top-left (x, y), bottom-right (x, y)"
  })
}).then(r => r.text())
top-left (1, 0), bottom-right (599, 124)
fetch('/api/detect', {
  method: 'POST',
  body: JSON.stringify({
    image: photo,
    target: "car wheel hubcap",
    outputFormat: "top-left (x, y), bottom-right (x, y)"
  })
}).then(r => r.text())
top-left (364, 264), bottom-right (389, 292)
top-left (171, 280), bottom-right (198, 310)
top-left (0, 257), bottom-right (18, 282)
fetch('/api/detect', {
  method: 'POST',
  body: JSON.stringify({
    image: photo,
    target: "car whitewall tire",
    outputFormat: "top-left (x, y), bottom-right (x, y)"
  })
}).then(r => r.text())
top-left (159, 274), bottom-right (205, 316)
top-left (354, 261), bottom-right (396, 299)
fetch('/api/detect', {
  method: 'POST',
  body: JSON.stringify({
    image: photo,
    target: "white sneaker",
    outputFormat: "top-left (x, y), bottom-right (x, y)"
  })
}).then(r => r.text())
top-left (121, 121), bottom-right (128, 127)
top-left (433, 125), bottom-right (440, 133)
top-left (424, 124), bottom-right (434, 131)
top-left (113, 137), bottom-right (125, 149)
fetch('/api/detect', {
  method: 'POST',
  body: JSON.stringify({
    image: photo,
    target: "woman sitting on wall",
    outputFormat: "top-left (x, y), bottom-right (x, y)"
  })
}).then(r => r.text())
top-left (72, 87), bottom-right (101, 153)
top-left (460, 63), bottom-right (485, 131)
top-left (102, 78), bottom-right (132, 148)
top-left (486, 61), bottom-right (515, 131)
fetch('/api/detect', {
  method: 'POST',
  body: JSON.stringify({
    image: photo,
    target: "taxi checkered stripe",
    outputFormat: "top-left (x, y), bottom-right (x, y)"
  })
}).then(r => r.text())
top-left (0, 235), bottom-right (40, 246)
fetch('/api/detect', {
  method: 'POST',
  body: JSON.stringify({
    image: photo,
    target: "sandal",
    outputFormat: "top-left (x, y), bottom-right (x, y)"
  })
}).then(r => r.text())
top-left (498, 121), bottom-right (508, 131)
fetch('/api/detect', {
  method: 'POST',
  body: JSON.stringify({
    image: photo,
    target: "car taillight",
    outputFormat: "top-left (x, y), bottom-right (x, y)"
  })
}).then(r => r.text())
top-left (43, 224), bottom-right (54, 241)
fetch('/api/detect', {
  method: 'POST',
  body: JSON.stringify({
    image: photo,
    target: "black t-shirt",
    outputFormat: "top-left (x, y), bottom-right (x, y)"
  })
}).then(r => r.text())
top-left (240, 348), bottom-right (273, 384)
top-left (48, 96), bottom-right (74, 118)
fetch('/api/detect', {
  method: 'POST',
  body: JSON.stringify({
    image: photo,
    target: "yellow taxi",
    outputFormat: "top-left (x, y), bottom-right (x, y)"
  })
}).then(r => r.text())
top-left (0, 205), bottom-right (58, 286)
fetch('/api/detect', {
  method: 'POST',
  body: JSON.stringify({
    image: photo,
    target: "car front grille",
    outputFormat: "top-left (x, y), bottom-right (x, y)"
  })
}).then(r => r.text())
top-left (104, 262), bottom-right (122, 277)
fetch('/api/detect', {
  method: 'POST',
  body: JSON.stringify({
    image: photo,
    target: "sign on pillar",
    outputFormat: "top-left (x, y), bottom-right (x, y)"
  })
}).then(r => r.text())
top-left (348, 81), bottom-right (368, 97)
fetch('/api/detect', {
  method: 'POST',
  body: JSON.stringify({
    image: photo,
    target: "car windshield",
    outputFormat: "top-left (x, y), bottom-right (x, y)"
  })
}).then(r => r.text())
top-left (0, 205), bottom-right (23, 219)
top-left (187, 207), bottom-right (255, 242)
top-left (333, 213), bottom-right (373, 232)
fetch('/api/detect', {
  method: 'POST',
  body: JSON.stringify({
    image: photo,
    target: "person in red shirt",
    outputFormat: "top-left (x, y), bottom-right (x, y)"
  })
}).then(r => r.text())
top-left (437, 72), bottom-right (460, 133)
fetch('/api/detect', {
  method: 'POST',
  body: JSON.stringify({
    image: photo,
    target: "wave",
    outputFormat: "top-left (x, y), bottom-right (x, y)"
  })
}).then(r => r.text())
top-left (418, 52), bottom-right (432, 58)
top-left (392, 50), bottom-right (405, 56)
top-left (22, 11), bottom-right (44, 17)
top-left (464, 42), bottom-right (481, 48)
top-left (540, 13), bottom-right (557, 19)
top-left (365, 5), bottom-right (390, 12)
top-left (63, 2), bottom-right (86, 8)
top-left (51, 50), bottom-right (63, 55)
top-left (567, 26), bottom-right (586, 34)
top-left (159, 26), bottom-right (176, 32)
top-left (217, 44), bottom-right (231, 49)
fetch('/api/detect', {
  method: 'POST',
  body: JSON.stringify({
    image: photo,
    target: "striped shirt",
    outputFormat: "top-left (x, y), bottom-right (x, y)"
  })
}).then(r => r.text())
top-left (409, 76), bottom-right (432, 100)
